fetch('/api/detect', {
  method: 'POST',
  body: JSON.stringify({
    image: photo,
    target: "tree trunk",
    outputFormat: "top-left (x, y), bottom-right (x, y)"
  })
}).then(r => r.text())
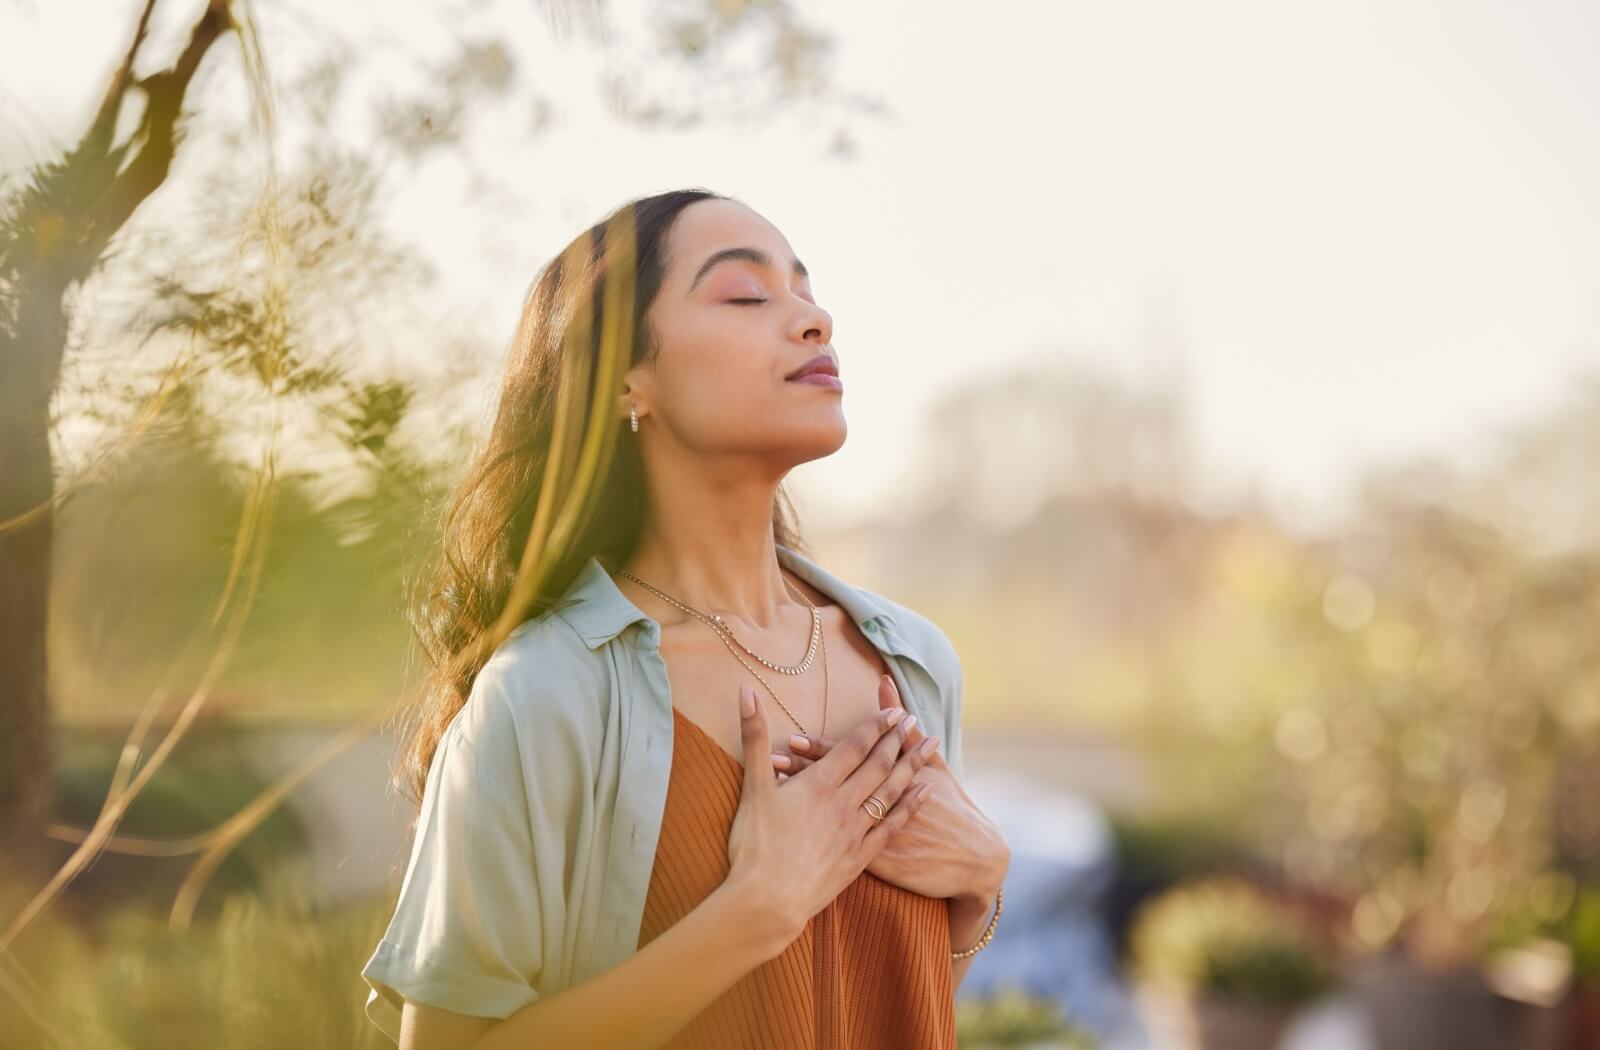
top-left (0, 0), bottom-right (230, 857)
top-left (0, 281), bottom-right (65, 859)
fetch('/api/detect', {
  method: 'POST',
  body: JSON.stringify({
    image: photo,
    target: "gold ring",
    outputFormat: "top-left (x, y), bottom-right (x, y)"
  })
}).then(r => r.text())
top-left (861, 794), bottom-right (888, 821)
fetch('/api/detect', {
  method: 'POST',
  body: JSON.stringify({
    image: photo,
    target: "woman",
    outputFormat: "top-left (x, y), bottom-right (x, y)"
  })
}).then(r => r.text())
top-left (360, 189), bottom-right (1011, 1049)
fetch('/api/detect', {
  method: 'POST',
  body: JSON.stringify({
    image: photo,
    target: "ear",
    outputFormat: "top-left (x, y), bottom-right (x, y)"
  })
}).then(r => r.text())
top-left (620, 368), bottom-right (654, 423)
top-left (617, 389), bottom-right (639, 424)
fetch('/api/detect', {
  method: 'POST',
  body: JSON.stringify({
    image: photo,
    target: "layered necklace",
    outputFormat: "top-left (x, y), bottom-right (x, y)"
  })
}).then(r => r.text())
top-left (613, 566), bottom-right (829, 738)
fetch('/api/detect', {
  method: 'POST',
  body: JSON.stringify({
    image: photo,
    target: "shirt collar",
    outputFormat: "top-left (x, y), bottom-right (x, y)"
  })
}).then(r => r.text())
top-left (551, 542), bottom-right (902, 655)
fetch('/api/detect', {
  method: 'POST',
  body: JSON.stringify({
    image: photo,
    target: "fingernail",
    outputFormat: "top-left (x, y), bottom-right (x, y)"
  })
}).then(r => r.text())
top-left (902, 714), bottom-right (917, 733)
top-left (778, 771), bottom-right (789, 782)
top-left (920, 736), bottom-right (937, 756)
top-left (885, 708), bottom-right (904, 726)
top-left (789, 734), bottom-right (809, 751)
top-left (772, 754), bottom-right (791, 769)
top-left (918, 782), bottom-right (932, 799)
top-left (740, 687), bottom-right (754, 717)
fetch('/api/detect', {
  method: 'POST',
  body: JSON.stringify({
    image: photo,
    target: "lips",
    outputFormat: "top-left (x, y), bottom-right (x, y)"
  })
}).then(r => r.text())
top-left (786, 353), bottom-right (839, 381)
top-left (789, 371), bottom-right (843, 390)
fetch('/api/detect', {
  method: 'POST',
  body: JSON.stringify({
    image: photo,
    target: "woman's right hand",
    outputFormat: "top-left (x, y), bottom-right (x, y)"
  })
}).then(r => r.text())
top-left (723, 684), bottom-right (934, 957)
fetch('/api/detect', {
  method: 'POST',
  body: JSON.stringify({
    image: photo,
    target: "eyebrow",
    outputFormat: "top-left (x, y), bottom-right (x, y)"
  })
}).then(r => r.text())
top-left (687, 246), bottom-right (808, 294)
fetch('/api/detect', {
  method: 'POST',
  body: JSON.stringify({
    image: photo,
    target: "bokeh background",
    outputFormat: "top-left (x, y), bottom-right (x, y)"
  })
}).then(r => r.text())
top-left (2, 1), bottom-right (1597, 1048)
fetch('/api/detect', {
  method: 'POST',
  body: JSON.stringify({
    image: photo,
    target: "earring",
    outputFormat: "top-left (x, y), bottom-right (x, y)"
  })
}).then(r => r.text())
top-left (629, 403), bottom-right (639, 432)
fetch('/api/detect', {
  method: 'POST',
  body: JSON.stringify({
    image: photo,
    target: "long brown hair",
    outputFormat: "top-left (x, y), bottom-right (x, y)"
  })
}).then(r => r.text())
top-left (392, 188), bottom-right (812, 810)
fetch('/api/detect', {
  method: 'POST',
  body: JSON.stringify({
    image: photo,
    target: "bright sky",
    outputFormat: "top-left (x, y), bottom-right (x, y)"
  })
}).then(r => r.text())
top-left (4, 0), bottom-right (1598, 534)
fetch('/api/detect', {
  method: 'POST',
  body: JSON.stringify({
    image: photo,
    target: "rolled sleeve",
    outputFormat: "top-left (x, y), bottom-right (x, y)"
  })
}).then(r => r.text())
top-left (361, 659), bottom-right (560, 1043)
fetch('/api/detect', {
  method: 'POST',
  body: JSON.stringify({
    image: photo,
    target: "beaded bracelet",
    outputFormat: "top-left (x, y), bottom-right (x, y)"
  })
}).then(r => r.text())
top-left (950, 886), bottom-right (1003, 961)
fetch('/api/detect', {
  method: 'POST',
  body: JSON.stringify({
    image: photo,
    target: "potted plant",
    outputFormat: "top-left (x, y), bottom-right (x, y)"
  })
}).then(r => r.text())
top-left (1567, 886), bottom-right (1600, 1050)
top-left (1196, 502), bottom-right (1600, 1050)
top-left (955, 987), bottom-right (1097, 1049)
top-left (1483, 883), bottom-right (1600, 1050)
top-left (1128, 874), bottom-right (1337, 1050)
top-left (1350, 876), bottom-right (1589, 1050)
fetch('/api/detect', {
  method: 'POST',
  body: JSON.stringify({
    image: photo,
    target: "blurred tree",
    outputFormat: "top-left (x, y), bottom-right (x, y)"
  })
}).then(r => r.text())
top-left (913, 358), bottom-right (1197, 529)
top-left (0, 0), bottom-right (233, 855)
top-left (0, 0), bottom-right (855, 903)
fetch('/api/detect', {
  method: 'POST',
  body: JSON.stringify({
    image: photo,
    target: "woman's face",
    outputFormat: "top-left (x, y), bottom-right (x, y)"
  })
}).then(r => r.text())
top-left (629, 198), bottom-right (844, 468)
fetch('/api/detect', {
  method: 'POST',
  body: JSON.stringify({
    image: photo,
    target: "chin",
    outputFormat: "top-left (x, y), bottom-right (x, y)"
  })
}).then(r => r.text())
top-left (787, 416), bottom-right (848, 463)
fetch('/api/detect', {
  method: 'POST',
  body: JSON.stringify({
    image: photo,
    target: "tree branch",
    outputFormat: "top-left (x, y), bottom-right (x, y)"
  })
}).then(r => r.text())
top-left (81, 0), bottom-right (233, 265)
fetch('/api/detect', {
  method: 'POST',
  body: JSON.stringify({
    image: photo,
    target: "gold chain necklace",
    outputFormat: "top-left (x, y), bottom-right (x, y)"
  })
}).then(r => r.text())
top-left (613, 567), bottom-right (829, 737)
top-left (623, 570), bottom-right (822, 675)
top-left (715, 599), bottom-right (822, 674)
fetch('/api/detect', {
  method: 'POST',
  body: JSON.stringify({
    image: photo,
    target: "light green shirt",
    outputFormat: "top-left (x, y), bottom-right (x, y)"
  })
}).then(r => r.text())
top-left (360, 542), bottom-right (966, 1043)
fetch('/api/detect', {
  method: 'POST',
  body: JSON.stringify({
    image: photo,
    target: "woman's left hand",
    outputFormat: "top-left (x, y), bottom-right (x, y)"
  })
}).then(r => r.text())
top-left (774, 674), bottom-right (1010, 905)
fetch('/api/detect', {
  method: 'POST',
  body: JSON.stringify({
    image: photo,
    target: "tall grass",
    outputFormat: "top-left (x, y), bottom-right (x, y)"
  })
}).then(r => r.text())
top-left (3, 864), bottom-right (398, 1049)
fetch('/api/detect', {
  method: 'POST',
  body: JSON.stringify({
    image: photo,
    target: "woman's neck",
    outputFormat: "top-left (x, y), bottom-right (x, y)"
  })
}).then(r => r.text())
top-left (621, 478), bottom-right (796, 630)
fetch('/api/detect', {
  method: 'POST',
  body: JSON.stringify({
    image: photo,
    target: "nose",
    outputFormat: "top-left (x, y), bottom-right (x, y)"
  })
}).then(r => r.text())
top-left (794, 299), bottom-right (833, 347)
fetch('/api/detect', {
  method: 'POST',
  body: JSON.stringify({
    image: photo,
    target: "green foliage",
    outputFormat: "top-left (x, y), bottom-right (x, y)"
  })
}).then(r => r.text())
top-left (1108, 809), bottom-right (1254, 881)
top-left (50, 723), bottom-right (309, 906)
top-left (209, 877), bottom-right (397, 1049)
top-left (6, 874), bottom-right (1112, 1049)
top-left (913, 367), bottom-right (1600, 971)
top-left (955, 986), bottom-right (1097, 1048)
top-left (1103, 807), bottom-right (1264, 956)
top-left (1572, 887), bottom-right (1600, 983)
top-left (1488, 882), bottom-right (1600, 985)
top-left (3, 869), bottom-right (397, 1050)
top-left (1129, 876), bottom-right (1336, 1005)
top-left (1114, 485), bottom-right (1600, 965)
top-left (49, 406), bottom-right (438, 726)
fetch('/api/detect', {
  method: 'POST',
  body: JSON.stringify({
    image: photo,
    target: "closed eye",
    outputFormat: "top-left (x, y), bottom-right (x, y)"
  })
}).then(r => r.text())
top-left (728, 298), bottom-right (768, 305)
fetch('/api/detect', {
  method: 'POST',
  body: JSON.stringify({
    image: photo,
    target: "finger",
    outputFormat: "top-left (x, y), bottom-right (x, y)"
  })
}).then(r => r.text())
top-left (875, 674), bottom-right (923, 749)
top-left (842, 709), bottom-right (919, 803)
top-left (889, 710), bottom-right (946, 769)
top-left (854, 719), bottom-right (934, 822)
top-left (877, 673), bottom-right (901, 713)
top-left (909, 729), bottom-right (945, 771)
top-left (861, 781), bottom-right (934, 854)
top-left (787, 732), bottom-right (834, 756)
top-left (785, 733), bottom-right (836, 760)
top-left (737, 686), bottom-right (773, 800)
top-left (816, 706), bottom-right (905, 785)
top-left (874, 675), bottom-right (940, 762)
top-left (774, 749), bottom-right (821, 774)
top-left (794, 708), bottom-right (941, 774)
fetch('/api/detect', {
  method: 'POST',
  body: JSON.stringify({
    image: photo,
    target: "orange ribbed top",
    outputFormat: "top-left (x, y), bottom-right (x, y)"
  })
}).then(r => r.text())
top-left (636, 706), bottom-right (957, 1050)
